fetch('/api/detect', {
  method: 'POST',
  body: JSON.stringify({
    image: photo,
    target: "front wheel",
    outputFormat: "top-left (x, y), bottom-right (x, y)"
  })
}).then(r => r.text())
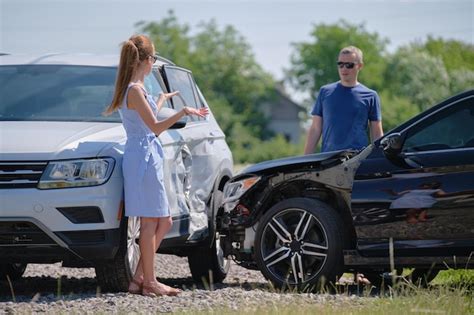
top-left (95, 216), bottom-right (140, 292)
top-left (255, 198), bottom-right (345, 291)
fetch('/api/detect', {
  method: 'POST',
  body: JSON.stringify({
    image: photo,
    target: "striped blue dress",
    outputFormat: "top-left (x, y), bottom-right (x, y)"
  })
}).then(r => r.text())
top-left (118, 83), bottom-right (170, 218)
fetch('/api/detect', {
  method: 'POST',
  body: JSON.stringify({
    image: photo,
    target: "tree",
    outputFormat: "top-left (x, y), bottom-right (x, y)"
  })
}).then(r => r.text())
top-left (415, 37), bottom-right (474, 73)
top-left (385, 48), bottom-right (450, 111)
top-left (288, 20), bottom-right (389, 97)
top-left (137, 11), bottom-right (300, 163)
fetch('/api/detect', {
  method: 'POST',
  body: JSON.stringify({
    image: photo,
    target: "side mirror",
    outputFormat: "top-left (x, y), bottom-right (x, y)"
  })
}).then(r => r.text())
top-left (157, 107), bottom-right (187, 129)
top-left (380, 133), bottom-right (403, 158)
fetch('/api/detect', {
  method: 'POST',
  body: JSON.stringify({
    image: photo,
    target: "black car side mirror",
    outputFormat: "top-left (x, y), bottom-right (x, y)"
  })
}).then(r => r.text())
top-left (380, 133), bottom-right (403, 158)
top-left (157, 107), bottom-right (187, 129)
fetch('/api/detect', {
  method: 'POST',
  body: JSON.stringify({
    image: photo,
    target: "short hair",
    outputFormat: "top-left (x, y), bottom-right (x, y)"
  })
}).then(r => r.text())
top-left (339, 46), bottom-right (363, 63)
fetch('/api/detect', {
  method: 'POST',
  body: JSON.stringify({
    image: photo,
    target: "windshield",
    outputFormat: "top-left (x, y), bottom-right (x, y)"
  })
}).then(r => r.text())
top-left (0, 65), bottom-right (121, 122)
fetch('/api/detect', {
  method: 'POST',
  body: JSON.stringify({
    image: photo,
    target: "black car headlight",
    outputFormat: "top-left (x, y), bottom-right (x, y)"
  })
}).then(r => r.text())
top-left (223, 176), bottom-right (260, 212)
top-left (38, 158), bottom-right (115, 189)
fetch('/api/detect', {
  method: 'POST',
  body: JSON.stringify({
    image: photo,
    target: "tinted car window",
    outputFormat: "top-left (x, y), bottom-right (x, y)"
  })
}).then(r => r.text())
top-left (0, 65), bottom-right (120, 122)
top-left (145, 72), bottom-right (170, 108)
top-left (0, 65), bottom-right (166, 122)
top-left (163, 66), bottom-right (202, 121)
top-left (403, 97), bottom-right (474, 152)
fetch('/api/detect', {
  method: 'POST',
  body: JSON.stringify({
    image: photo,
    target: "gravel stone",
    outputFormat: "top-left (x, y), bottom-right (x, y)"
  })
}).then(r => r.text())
top-left (0, 254), bottom-right (367, 313)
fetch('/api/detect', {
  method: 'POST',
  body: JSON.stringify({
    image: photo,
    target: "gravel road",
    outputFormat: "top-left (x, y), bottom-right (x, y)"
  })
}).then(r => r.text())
top-left (0, 255), bottom-right (368, 314)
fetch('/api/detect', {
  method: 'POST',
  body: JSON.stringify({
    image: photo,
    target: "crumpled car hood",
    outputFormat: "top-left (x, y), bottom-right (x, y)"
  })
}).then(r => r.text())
top-left (241, 150), bottom-right (356, 175)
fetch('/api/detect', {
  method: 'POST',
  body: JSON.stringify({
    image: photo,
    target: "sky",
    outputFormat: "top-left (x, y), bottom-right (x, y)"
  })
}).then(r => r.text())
top-left (1, 0), bottom-right (473, 80)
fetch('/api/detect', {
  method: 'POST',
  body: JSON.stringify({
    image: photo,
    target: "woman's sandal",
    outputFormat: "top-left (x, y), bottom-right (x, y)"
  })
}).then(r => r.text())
top-left (128, 278), bottom-right (143, 295)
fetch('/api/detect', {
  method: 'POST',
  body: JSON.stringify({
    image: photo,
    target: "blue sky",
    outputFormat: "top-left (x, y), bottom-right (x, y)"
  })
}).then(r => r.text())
top-left (1, 0), bottom-right (472, 80)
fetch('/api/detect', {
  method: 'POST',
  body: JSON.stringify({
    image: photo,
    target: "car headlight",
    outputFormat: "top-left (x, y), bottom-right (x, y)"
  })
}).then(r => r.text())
top-left (223, 176), bottom-right (260, 212)
top-left (38, 158), bottom-right (115, 189)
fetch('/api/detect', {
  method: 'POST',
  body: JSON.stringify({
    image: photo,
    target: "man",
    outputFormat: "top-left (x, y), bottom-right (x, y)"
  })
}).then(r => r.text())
top-left (304, 46), bottom-right (383, 154)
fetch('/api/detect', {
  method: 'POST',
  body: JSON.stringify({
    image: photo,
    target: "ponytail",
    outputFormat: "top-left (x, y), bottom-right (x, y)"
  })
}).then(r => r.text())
top-left (105, 35), bottom-right (153, 115)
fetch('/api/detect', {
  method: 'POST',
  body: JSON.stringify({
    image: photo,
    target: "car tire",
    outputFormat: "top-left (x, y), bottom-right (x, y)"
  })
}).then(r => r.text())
top-left (255, 197), bottom-right (345, 291)
top-left (0, 263), bottom-right (27, 282)
top-left (94, 216), bottom-right (140, 292)
top-left (188, 190), bottom-right (230, 286)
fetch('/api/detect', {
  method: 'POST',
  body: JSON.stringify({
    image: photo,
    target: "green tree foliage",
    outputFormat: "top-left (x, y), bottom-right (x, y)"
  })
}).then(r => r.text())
top-left (385, 48), bottom-right (450, 111)
top-left (137, 11), bottom-right (299, 163)
top-left (378, 91), bottom-right (420, 132)
top-left (416, 37), bottom-right (474, 73)
top-left (402, 38), bottom-right (474, 96)
top-left (289, 20), bottom-right (388, 97)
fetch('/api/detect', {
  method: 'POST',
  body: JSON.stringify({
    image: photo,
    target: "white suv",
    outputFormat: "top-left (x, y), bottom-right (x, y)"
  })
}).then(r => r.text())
top-left (0, 54), bottom-right (233, 291)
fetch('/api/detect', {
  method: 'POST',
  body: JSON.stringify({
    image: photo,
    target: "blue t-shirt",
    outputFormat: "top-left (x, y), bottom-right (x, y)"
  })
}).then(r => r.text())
top-left (311, 82), bottom-right (381, 152)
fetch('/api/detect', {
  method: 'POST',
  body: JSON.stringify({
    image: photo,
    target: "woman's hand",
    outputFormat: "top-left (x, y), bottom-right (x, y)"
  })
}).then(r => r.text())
top-left (159, 91), bottom-right (180, 101)
top-left (183, 106), bottom-right (209, 118)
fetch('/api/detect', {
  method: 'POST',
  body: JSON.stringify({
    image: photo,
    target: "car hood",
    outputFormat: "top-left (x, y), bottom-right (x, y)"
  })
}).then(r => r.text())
top-left (0, 121), bottom-right (126, 161)
top-left (241, 150), bottom-right (357, 175)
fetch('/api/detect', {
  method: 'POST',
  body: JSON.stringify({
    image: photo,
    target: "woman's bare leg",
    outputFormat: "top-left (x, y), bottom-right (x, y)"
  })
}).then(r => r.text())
top-left (138, 218), bottom-right (159, 286)
top-left (129, 216), bottom-right (172, 290)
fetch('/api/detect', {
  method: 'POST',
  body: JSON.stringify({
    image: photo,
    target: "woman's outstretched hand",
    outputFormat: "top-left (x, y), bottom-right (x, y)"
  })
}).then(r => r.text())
top-left (159, 91), bottom-right (180, 101)
top-left (183, 106), bottom-right (209, 118)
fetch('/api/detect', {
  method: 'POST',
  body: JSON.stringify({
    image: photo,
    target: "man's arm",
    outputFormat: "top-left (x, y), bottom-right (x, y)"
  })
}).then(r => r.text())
top-left (370, 120), bottom-right (384, 142)
top-left (304, 115), bottom-right (323, 154)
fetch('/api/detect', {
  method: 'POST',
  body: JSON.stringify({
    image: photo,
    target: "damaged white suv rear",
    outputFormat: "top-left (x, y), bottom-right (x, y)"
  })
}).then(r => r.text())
top-left (0, 54), bottom-right (233, 291)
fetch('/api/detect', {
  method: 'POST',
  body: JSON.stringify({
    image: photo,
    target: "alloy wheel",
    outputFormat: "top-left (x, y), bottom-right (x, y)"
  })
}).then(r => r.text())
top-left (260, 208), bottom-right (329, 285)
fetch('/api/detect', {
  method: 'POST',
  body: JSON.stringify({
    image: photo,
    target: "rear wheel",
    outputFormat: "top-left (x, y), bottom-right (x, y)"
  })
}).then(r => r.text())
top-left (95, 216), bottom-right (140, 292)
top-left (188, 231), bottom-right (231, 285)
top-left (0, 263), bottom-right (27, 281)
top-left (255, 198), bottom-right (345, 291)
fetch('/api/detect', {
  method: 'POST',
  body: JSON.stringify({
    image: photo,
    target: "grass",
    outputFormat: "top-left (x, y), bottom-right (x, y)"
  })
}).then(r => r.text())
top-left (180, 283), bottom-right (472, 315)
top-left (177, 269), bottom-right (474, 315)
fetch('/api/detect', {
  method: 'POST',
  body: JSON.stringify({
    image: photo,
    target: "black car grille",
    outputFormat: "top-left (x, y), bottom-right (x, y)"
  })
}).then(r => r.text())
top-left (56, 206), bottom-right (105, 224)
top-left (0, 221), bottom-right (57, 245)
top-left (0, 162), bottom-right (47, 189)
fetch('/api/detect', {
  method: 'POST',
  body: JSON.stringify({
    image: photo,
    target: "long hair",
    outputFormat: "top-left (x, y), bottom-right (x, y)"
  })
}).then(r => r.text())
top-left (105, 34), bottom-right (154, 114)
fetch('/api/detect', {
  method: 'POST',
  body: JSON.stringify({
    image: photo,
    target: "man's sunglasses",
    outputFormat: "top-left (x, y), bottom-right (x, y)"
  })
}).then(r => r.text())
top-left (337, 61), bottom-right (357, 69)
top-left (150, 55), bottom-right (158, 63)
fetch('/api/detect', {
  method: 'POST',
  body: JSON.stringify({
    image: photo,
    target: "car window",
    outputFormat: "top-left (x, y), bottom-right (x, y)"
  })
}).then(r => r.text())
top-left (163, 66), bottom-right (202, 121)
top-left (0, 65), bottom-right (120, 122)
top-left (403, 97), bottom-right (474, 152)
top-left (147, 70), bottom-right (171, 109)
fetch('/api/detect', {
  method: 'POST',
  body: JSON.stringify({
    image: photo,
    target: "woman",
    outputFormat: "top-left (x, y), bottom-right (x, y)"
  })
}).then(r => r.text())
top-left (105, 34), bottom-right (208, 297)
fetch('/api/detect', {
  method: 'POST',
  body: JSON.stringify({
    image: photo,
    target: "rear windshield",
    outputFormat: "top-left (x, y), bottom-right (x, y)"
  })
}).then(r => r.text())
top-left (0, 65), bottom-right (121, 122)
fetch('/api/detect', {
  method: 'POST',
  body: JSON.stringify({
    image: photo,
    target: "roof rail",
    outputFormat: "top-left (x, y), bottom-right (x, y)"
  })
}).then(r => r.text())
top-left (155, 54), bottom-right (175, 66)
top-left (0, 53), bottom-right (10, 56)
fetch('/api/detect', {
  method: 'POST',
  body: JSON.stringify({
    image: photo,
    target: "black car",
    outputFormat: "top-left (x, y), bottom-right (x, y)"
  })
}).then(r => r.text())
top-left (217, 90), bottom-right (474, 289)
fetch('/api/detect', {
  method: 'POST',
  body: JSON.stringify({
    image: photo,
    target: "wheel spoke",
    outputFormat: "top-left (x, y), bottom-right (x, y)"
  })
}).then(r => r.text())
top-left (264, 246), bottom-right (290, 262)
top-left (297, 253), bottom-right (305, 282)
top-left (266, 249), bottom-right (291, 268)
top-left (297, 213), bottom-right (313, 241)
top-left (291, 254), bottom-right (299, 284)
top-left (268, 219), bottom-right (291, 243)
top-left (294, 211), bottom-right (307, 240)
top-left (301, 249), bottom-right (327, 258)
top-left (301, 241), bottom-right (328, 251)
